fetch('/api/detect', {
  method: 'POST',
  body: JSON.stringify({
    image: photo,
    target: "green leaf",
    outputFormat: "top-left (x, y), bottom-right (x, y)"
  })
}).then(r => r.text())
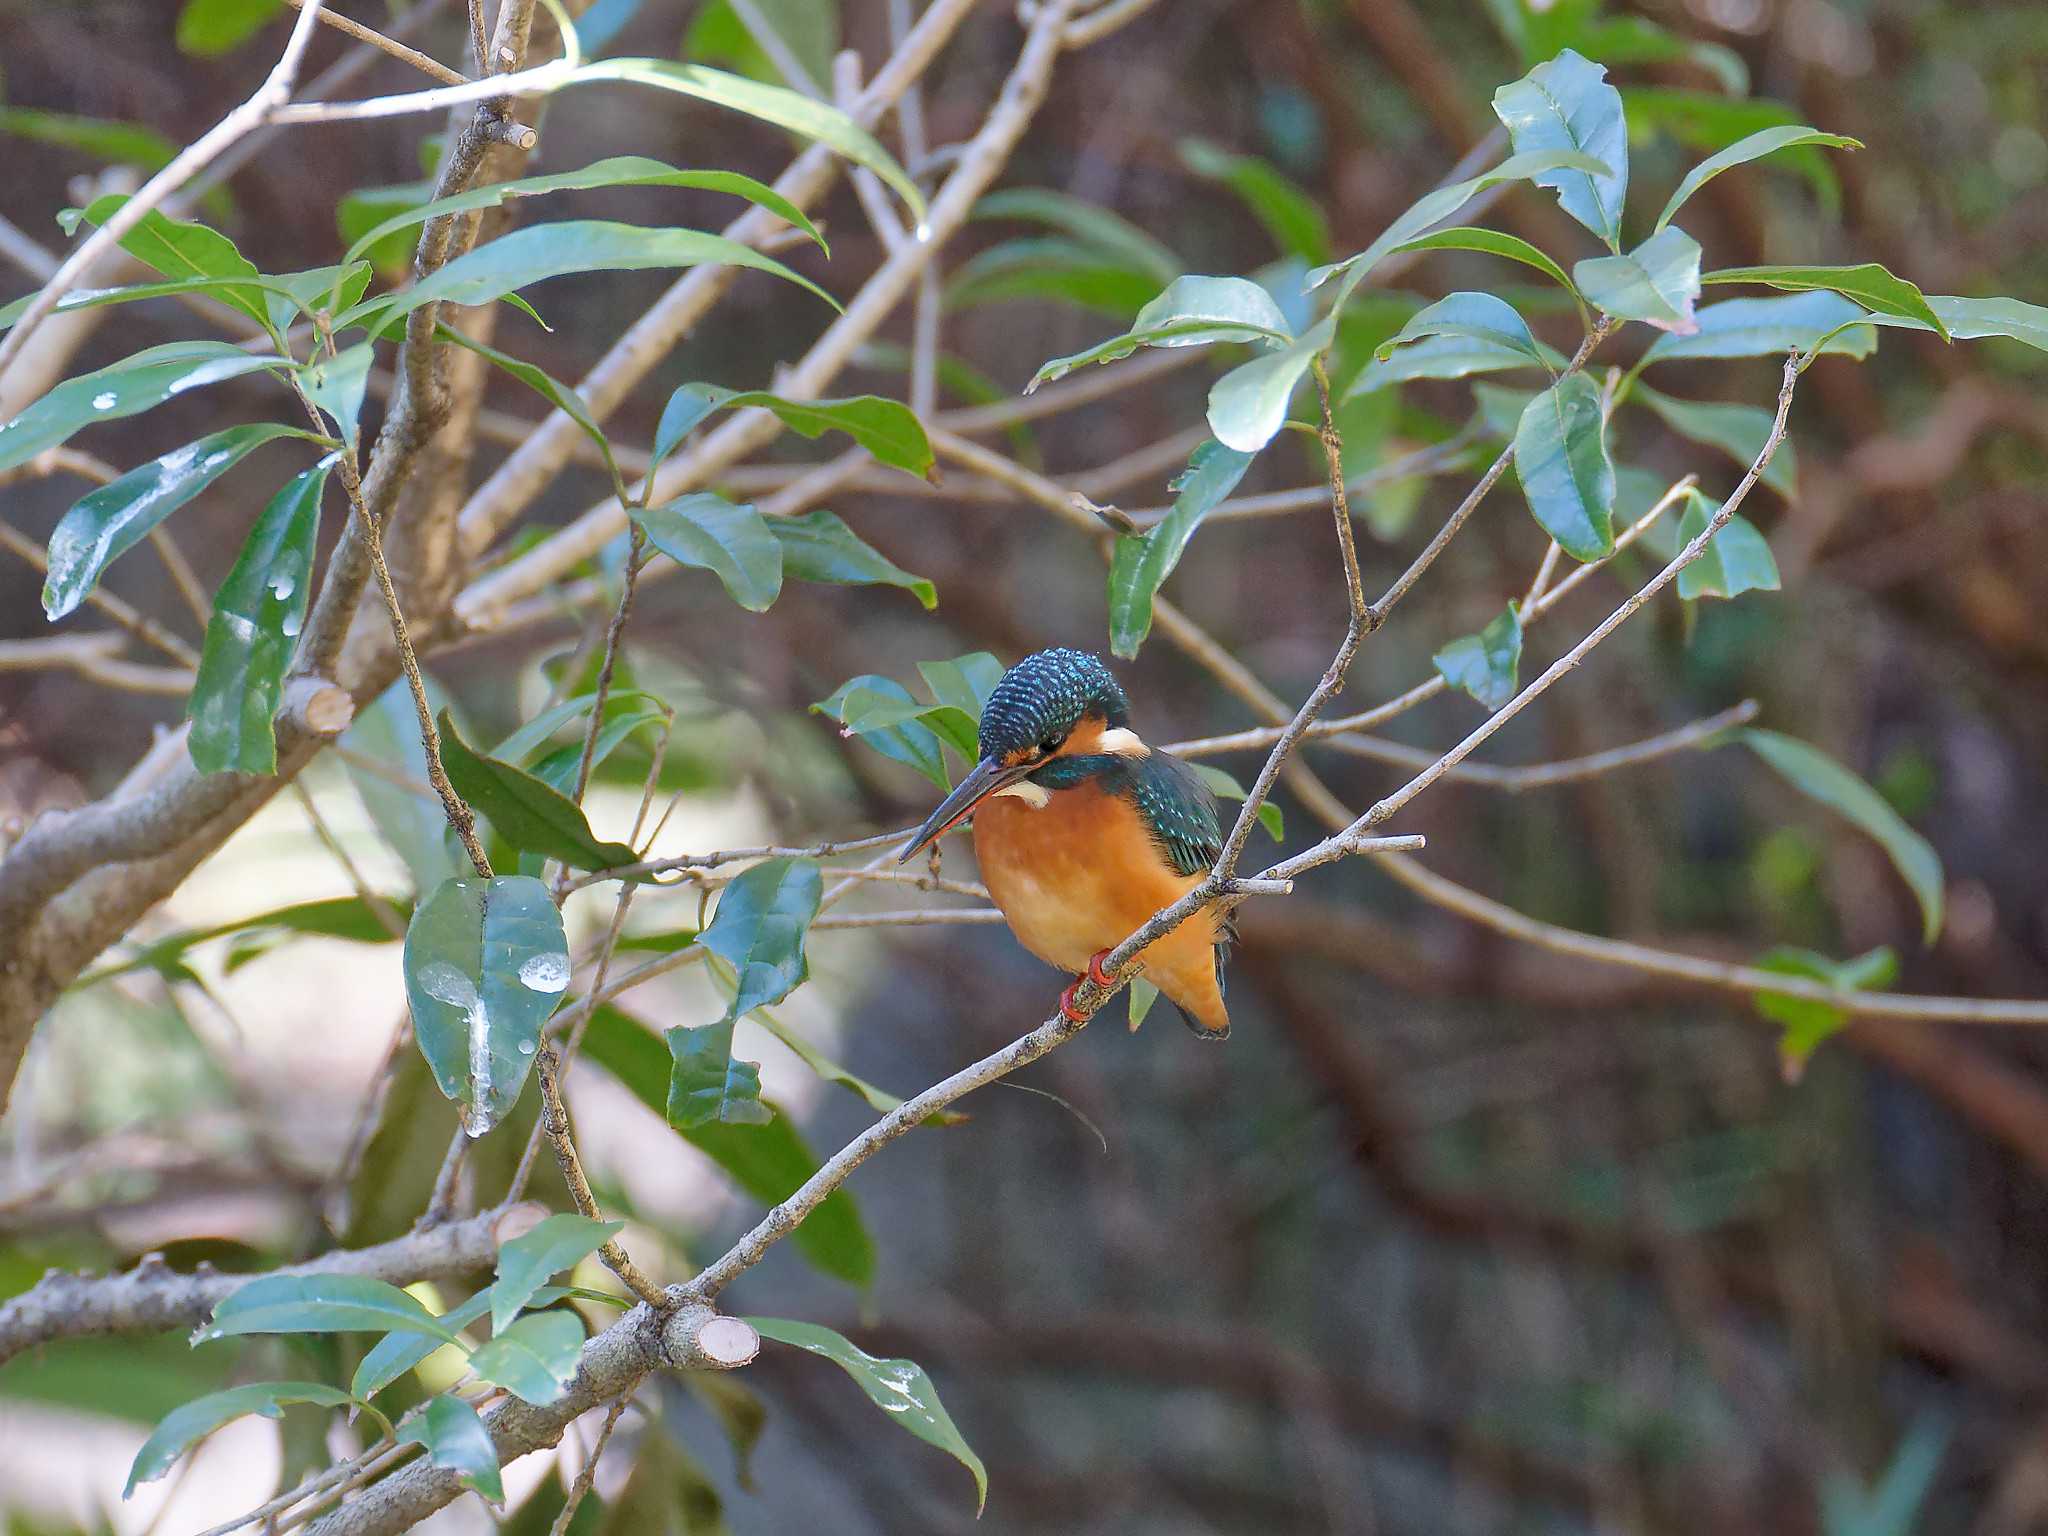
top-left (126, 1381), bottom-right (353, 1497)
top-left (1027, 274), bottom-right (1292, 391)
top-left (1625, 88), bottom-right (1844, 212)
top-left (972, 187), bottom-right (1180, 283)
top-left (1740, 729), bottom-right (1945, 943)
top-left (1346, 334), bottom-right (1546, 397)
top-left (633, 493), bottom-right (784, 613)
top-left (1655, 126), bottom-right (1861, 233)
top-left (1702, 263), bottom-right (1946, 337)
top-left (1127, 978), bottom-right (1161, 1031)
top-left (344, 155), bottom-right (824, 269)
top-left (176, 0), bottom-right (278, 54)
top-left (437, 710), bottom-right (643, 870)
top-left (1306, 148), bottom-right (1615, 305)
top-left (186, 457), bottom-right (332, 775)
top-left (65, 193), bottom-right (271, 329)
top-left (1633, 385), bottom-right (1796, 496)
top-left (196, 1273), bottom-right (464, 1345)
top-left (353, 1292), bottom-right (493, 1401)
top-left (344, 679), bottom-right (468, 896)
top-left (1642, 292), bottom-right (1876, 366)
top-left (1179, 139), bottom-right (1332, 264)
top-left (41, 424), bottom-right (312, 621)
top-left (1551, 16), bottom-right (1748, 94)
top-left (1574, 226), bottom-right (1702, 333)
top-left (1473, 382), bottom-right (1537, 439)
top-left (1188, 763), bottom-right (1283, 842)
top-left (834, 691), bottom-right (978, 759)
top-left (653, 385), bottom-right (933, 479)
top-left (1681, 503), bottom-right (1778, 602)
top-left (1492, 49), bottom-right (1629, 250)
top-left (1513, 374), bottom-right (1614, 561)
top-left (768, 510), bottom-right (935, 607)
top-left (581, 1004), bottom-right (874, 1286)
top-left (468, 1311), bottom-right (585, 1406)
top-left (1433, 602), bottom-right (1523, 711)
top-left (945, 237), bottom-right (1164, 318)
top-left (79, 893), bottom-right (410, 987)
top-left (1374, 291), bottom-right (1550, 369)
top-left (398, 1394), bottom-right (504, 1502)
top-left (337, 179), bottom-right (435, 279)
top-left (814, 674), bottom-right (948, 787)
top-left (1208, 314), bottom-right (1335, 453)
top-left (1385, 227), bottom-right (1581, 305)
top-left (1925, 296), bottom-right (2048, 355)
top-left (495, 689), bottom-right (666, 770)
top-left (435, 328), bottom-right (617, 485)
top-left (1752, 945), bottom-right (1897, 1079)
top-left (265, 261), bottom-right (374, 332)
top-left (298, 343), bottom-right (374, 446)
top-left (916, 653), bottom-right (1004, 721)
top-left (0, 107), bottom-right (178, 175)
top-left (1106, 440), bottom-right (1255, 658)
top-left (0, 341), bottom-right (285, 474)
top-left (340, 222), bottom-right (837, 335)
top-left (402, 873), bottom-right (572, 1136)
top-left (667, 1019), bottom-right (771, 1128)
top-left (747, 1318), bottom-right (987, 1512)
top-left (0, 274), bottom-right (311, 333)
top-left (491, 1214), bottom-right (624, 1333)
top-left (568, 58), bottom-right (924, 220)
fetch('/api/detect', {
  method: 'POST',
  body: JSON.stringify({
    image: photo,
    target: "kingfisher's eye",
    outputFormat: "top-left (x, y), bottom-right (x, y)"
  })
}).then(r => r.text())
top-left (1040, 732), bottom-right (1065, 755)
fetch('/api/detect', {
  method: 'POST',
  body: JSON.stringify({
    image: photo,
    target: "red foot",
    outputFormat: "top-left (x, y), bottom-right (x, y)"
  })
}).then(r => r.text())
top-left (1060, 951), bottom-right (1119, 1023)
top-left (1086, 948), bottom-right (1116, 987)
top-left (1059, 980), bottom-right (1087, 1023)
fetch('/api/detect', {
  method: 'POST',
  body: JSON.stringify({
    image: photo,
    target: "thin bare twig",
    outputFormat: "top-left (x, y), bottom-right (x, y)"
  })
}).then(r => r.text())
top-left (284, 0), bottom-right (468, 86)
top-left (535, 1045), bottom-right (667, 1308)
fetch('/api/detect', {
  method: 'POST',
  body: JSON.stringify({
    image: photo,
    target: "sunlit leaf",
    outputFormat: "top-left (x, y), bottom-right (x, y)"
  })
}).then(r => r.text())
top-left (1641, 292), bottom-right (1875, 366)
top-left (491, 1214), bottom-right (625, 1333)
top-left (815, 674), bottom-right (948, 787)
top-left (1374, 291), bottom-right (1552, 369)
top-left (402, 873), bottom-right (572, 1136)
top-left (196, 1274), bottom-right (463, 1345)
top-left (126, 1381), bottom-right (353, 1497)
top-left (63, 192), bottom-right (271, 328)
top-left (353, 1292), bottom-right (493, 1400)
top-left (1208, 314), bottom-right (1334, 453)
top-left (1107, 440), bottom-right (1255, 658)
top-left (633, 493), bottom-right (783, 613)
top-left (1492, 49), bottom-right (1629, 250)
top-left (0, 341), bottom-right (285, 474)
top-left (468, 1311), bottom-right (585, 1406)
top-left (1574, 226), bottom-right (1702, 333)
top-left (1702, 263), bottom-right (1946, 337)
top-left (1433, 602), bottom-right (1522, 710)
top-left (1513, 374), bottom-right (1613, 561)
top-left (398, 1394), bottom-right (504, 1502)
top-left (1027, 274), bottom-right (1292, 392)
top-left (1655, 125), bottom-right (1861, 233)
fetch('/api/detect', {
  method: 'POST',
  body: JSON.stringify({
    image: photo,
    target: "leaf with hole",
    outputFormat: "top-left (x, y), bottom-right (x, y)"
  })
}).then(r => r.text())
top-left (125, 1381), bottom-right (355, 1498)
top-left (186, 456), bottom-right (332, 775)
top-left (1107, 440), bottom-right (1255, 658)
top-left (402, 873), bottom-right (571, 1136)
top-left (437, 710), bottom-right (642, 870)
top-left (1491, 49), bottom-right (1629, 250)
top-left (398, 1394), bottom-right (504, 1502)
top-left (468, 1311), bottom-right (586, 1406)
top-left (633, 493), bottom-right (783, 613)
top-left (1513, 374), bottom-right (1614, 562)
top-left (1739, 729), bottom-right (1943, 943)
top-left (1433, 603), bottom-right (1523, 711)
top-left (0, 341), bottom-right (285, 474)
top-left (491, 1214), bottom-right (625, 1334)
top-left (748, 1317), bottom-right (987, 1512)
top-left (42, 423), bottom-right (315, 621)
top-left (1633, 385), bottom-right (1796, 496)
top-left (1655, 125), bottom-right (1860, 233)
top-left (1574, 226), bottom-right (1702, 333)
top-left (196, 1274), bottom-right (465, 1346)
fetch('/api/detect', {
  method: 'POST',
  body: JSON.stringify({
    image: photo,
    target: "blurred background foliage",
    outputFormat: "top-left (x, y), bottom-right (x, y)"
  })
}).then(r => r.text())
top-left (1, 0), bottom-right (2046, 1531)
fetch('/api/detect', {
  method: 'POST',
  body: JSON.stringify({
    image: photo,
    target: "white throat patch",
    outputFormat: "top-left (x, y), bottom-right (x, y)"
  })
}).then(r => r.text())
top-left (990, 780), bottom-right (1051, 808)
top-left (1097, 727), bottom-right (1149, 757)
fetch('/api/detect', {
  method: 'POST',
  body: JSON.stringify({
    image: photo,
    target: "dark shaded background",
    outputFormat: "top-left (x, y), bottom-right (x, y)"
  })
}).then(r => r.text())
top-left (3, 0), bottom-right (2048, 1531)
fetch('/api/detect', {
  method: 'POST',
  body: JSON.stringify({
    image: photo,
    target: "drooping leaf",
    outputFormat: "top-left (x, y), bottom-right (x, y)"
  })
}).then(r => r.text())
top-left (1374, 291), bottom-right (1552, 369)
top-left (186, 456), bottom-right (332, 775)
top-left (814, 674), bottom-right (948, 787)
top-left (581, 1004), bottom-right (875, 1286)
top-left (353, 1291), bottom-right (494, 1400)
top-left (747, 1318), bottom-right (987, 1512)
top-left (1027, 274), bottom-right (1293, 392)
top-left (1187, 762), bottom-right (1283, 842)
top-left (402, 873), bottom-right (572, 1136)
top-left (398, 1394), bottom-right (504, 1502)
top-left (651, 385), bottom-right (933, 479)
top-left (1208, 314), bottom-right (1335, 453)
top-left (1739, 729), bottom-right (1944, 943)
top-left (1573, 226), bottom-right (1702, 333)
top-left (1625, 87), bottom-right (1845, 212)
top-left (437, 711), bottom-right (642, 870)
top-left (1513, 374), bottom-right (1614, 561)
top-left (768, 510), bottom-right (935, 607)
top-left (41, 424), bottom-right (313, 621)
top-left (1924, 296), bottom-right (2048, 355)
top-left (1673, 492), bottom-right (1782, 602)
top-left (1106, 440), bottom-right (1255, 658)
top-left (1752, 945), bottom-right (1898, 1079)
top-left (0, 341), bottom-right (285, 474)
top-left (1433, 603), bottom-right (1523, 711)
top-left (338, 222), bottom-right (837, 336)
top-left (1641, 292), bottom-right (1876, 366)
top-left (1655, 126), bottom-right (1861, 233)
top-left (633, 493), bottom-right (783, 613)
top-left (1179, 139), bottom-right (1332, 264)
top-left (126, 1382), bottom-right (354, 1497)
top-left (175, 0), bottom-right (278, 54)
top-left (1491, 49), bottom-right (1629, 250)
top-left (1702, 263), bottom-right (1946, 337)
top-left (491, 1214), bottom-right (625, 1333)
top-left (1386, 227), bottom-right (1583, 307)
top-left (468, 1311), bottom-right (586, 1406)
top-left (343, 155), bottom-right (824, 269)
top-left (1633, 385), bottom-right (1796, 496)
top-left (970, 187), bottom-right (1180, 283)
top-left (296, 343), bottom-right (374, 447)
top-left (494, 689), bottom-right (667, 771)
top-left (436, 328), bottom-right (617, 486)
top-left (195, 1274), bottom-right (465, 1346)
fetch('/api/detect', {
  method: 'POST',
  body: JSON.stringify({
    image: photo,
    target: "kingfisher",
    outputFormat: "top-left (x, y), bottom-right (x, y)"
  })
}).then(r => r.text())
top-left (899, 648), bottom-right (1232, 1039)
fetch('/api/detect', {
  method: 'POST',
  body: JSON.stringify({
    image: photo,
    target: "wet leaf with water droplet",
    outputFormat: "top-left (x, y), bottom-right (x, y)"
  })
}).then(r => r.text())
top-left (0, 341), bottom-right (285, 474)
top-left (403, 875), bottom-right (568, 1136)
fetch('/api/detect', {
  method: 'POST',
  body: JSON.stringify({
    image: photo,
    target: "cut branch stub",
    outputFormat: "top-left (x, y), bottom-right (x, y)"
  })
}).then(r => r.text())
top-left (403, 875), bottom-right (572, 1137)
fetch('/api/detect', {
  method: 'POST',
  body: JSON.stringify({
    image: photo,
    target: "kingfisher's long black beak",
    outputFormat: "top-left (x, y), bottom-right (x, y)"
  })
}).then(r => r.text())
top-left (899, 755), bottom-right (1030, 862)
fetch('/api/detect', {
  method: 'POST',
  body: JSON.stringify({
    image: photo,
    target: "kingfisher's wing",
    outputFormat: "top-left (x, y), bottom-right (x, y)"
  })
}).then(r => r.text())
top-left (1130, 749), bottom-right (1223, 878)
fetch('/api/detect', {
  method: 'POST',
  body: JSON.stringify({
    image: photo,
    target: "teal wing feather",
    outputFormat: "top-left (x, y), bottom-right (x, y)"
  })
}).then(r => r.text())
top-left (1129, 749), bottom-right (1222, 878)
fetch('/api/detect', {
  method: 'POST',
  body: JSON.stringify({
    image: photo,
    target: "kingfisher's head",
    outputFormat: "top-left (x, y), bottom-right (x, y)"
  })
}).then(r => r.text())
top-left (899, 649), bottom-right (1142, 860)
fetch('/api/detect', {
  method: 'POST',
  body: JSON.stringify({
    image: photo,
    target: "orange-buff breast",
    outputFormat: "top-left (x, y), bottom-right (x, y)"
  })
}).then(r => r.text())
top-left (972, 780), bottom-right (1229, 1035)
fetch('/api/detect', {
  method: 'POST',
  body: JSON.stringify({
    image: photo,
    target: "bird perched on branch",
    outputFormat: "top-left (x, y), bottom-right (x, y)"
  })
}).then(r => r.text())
top-left (900, 648), bottom-right (1231, 1038)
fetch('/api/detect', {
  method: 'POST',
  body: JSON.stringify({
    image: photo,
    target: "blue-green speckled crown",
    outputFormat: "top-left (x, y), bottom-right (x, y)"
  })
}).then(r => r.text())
top-left (978, 648), bottom-right (1129, 758)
